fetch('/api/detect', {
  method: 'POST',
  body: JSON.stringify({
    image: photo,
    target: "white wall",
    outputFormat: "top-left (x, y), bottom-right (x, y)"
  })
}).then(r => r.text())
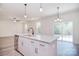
top-left (0, 19), bottom-right (23, 37)
top-left (38, 18), bottom-right (54, 35)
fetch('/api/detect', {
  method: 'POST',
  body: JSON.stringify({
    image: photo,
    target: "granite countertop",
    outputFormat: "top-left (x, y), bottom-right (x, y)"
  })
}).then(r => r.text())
top-left (17, 34), bottom-right (57, 44)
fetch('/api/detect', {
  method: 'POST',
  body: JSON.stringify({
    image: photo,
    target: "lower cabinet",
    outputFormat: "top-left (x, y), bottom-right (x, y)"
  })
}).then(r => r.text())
top-left (18, 37), bottom-right (57, 56)
top-left (38, 43), bottom-right (53, 56)
top-left (18, 37), bottom-right (25, 55)
top-left (38, 41), bottom-right (57, 56)
top-left (23, 39), bottom-right (37, 56)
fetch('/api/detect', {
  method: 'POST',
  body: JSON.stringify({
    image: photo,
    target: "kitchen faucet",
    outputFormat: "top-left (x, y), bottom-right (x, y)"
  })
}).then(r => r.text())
top-left (28, 27), bottom-right (34, 35)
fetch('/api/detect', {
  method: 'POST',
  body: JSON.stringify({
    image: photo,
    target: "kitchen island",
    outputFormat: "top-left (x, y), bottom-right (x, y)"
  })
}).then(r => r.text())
top-left (15, 34), bottom-right (57, 56)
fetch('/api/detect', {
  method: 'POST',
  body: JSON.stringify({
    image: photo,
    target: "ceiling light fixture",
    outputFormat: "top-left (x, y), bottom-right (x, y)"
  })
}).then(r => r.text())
top-left (24, 4), bottom-right (27, 18)
top-left (40, 3), bottom-right (43, 12)
top-left (54, 6), bottom-right (62, 22)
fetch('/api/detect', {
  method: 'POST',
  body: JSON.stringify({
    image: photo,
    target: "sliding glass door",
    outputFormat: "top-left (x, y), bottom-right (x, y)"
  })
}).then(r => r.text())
top-left (54, 21), bottom-right (73, 42)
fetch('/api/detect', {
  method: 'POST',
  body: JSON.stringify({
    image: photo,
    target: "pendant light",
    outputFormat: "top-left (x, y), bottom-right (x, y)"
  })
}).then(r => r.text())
top-left (24, 4), bottom-right (27, 18)
top-left (54, 6), bottom-right (61, 22)
top-left (40, 3), bottom-right (43, 12)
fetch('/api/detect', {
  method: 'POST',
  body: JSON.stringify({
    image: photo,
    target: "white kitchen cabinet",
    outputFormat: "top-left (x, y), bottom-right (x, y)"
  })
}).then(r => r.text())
top-left (37, 41), bottom-right (57, 56)
top-left (23, 38), bottom-right (31, 55)
top-left (18, 37), bottom-right (25, 55)
top-left (18, 36), bottom-right (57, 56)
top-left (38, 42), bottom-right (52, 56)
top-left (18, 37), bottom-right (38, 56)
top-left (28, 40), bottom-right (38, 56)
top-left (23, 38), bottom-right (37, 56)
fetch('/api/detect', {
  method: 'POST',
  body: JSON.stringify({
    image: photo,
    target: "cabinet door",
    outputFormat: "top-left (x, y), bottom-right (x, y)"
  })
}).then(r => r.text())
top-left (24, 38), bottom-right (38, 56)
top-left (38, 42), bottom-right (50, 56)
top-left (29, 40), bottom-right (38, 56)
top-left (23, 38), bottom-right (31, 56)
top-left (23, 38), bottom-right (37, 56)
top-left (38, 42), bottom-right (56, 56)
top-left (18, 37), bottom-right (24, 55)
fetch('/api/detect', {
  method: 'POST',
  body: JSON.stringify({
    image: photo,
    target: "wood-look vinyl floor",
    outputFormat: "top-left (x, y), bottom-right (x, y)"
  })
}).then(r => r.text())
top-left (0, 36), bottom-right (21, 56)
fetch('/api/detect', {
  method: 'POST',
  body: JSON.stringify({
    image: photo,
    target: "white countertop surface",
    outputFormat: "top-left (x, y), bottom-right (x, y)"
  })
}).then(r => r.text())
top-left (17, 34), bottom-right (57, 44)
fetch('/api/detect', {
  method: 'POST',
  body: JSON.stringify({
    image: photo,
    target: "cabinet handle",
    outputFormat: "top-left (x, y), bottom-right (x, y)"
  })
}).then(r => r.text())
top-left (35, 48), bottom-right (38, 54)
top-left (40, 44), bottom-right (45, 47)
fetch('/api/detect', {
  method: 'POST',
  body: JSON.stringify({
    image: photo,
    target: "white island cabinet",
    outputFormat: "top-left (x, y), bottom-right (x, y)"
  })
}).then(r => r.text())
top-left (18, 35), bottom-right (57, 56)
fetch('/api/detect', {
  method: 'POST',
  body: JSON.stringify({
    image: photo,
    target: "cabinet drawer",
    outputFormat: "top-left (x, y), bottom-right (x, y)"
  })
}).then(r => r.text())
top-left (38, 42), bottom-right (49, 47)
top-left (23, 38), bottom-right (37, 47)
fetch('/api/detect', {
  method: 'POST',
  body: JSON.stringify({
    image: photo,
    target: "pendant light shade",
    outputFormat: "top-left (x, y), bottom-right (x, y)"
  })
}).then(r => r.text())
top-left (40, 3), bottom-right (43, 12)
top-left (54, 6), bottom-right (62, 22)
top-left (40, 7), bottom-right (43, 12)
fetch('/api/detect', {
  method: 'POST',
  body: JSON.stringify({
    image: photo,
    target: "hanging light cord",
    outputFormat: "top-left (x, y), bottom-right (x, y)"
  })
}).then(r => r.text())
top-left (40, 3), bottom-right (42, 8)
top-left (40, 3), bottom-right (43, 12)
top-left (24, 4), bottom-right (27, 17)
top-left (57, 6), bottom-right (60, 19)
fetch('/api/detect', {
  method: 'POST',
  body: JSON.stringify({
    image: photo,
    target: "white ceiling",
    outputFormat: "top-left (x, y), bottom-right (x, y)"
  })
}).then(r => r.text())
top-left (0, 3), bottom-right (79, 20)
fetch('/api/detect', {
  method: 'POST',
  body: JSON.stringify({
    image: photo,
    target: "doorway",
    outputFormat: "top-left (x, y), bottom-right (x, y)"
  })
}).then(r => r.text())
top-left (54, 21), bottom-right (73, 42)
